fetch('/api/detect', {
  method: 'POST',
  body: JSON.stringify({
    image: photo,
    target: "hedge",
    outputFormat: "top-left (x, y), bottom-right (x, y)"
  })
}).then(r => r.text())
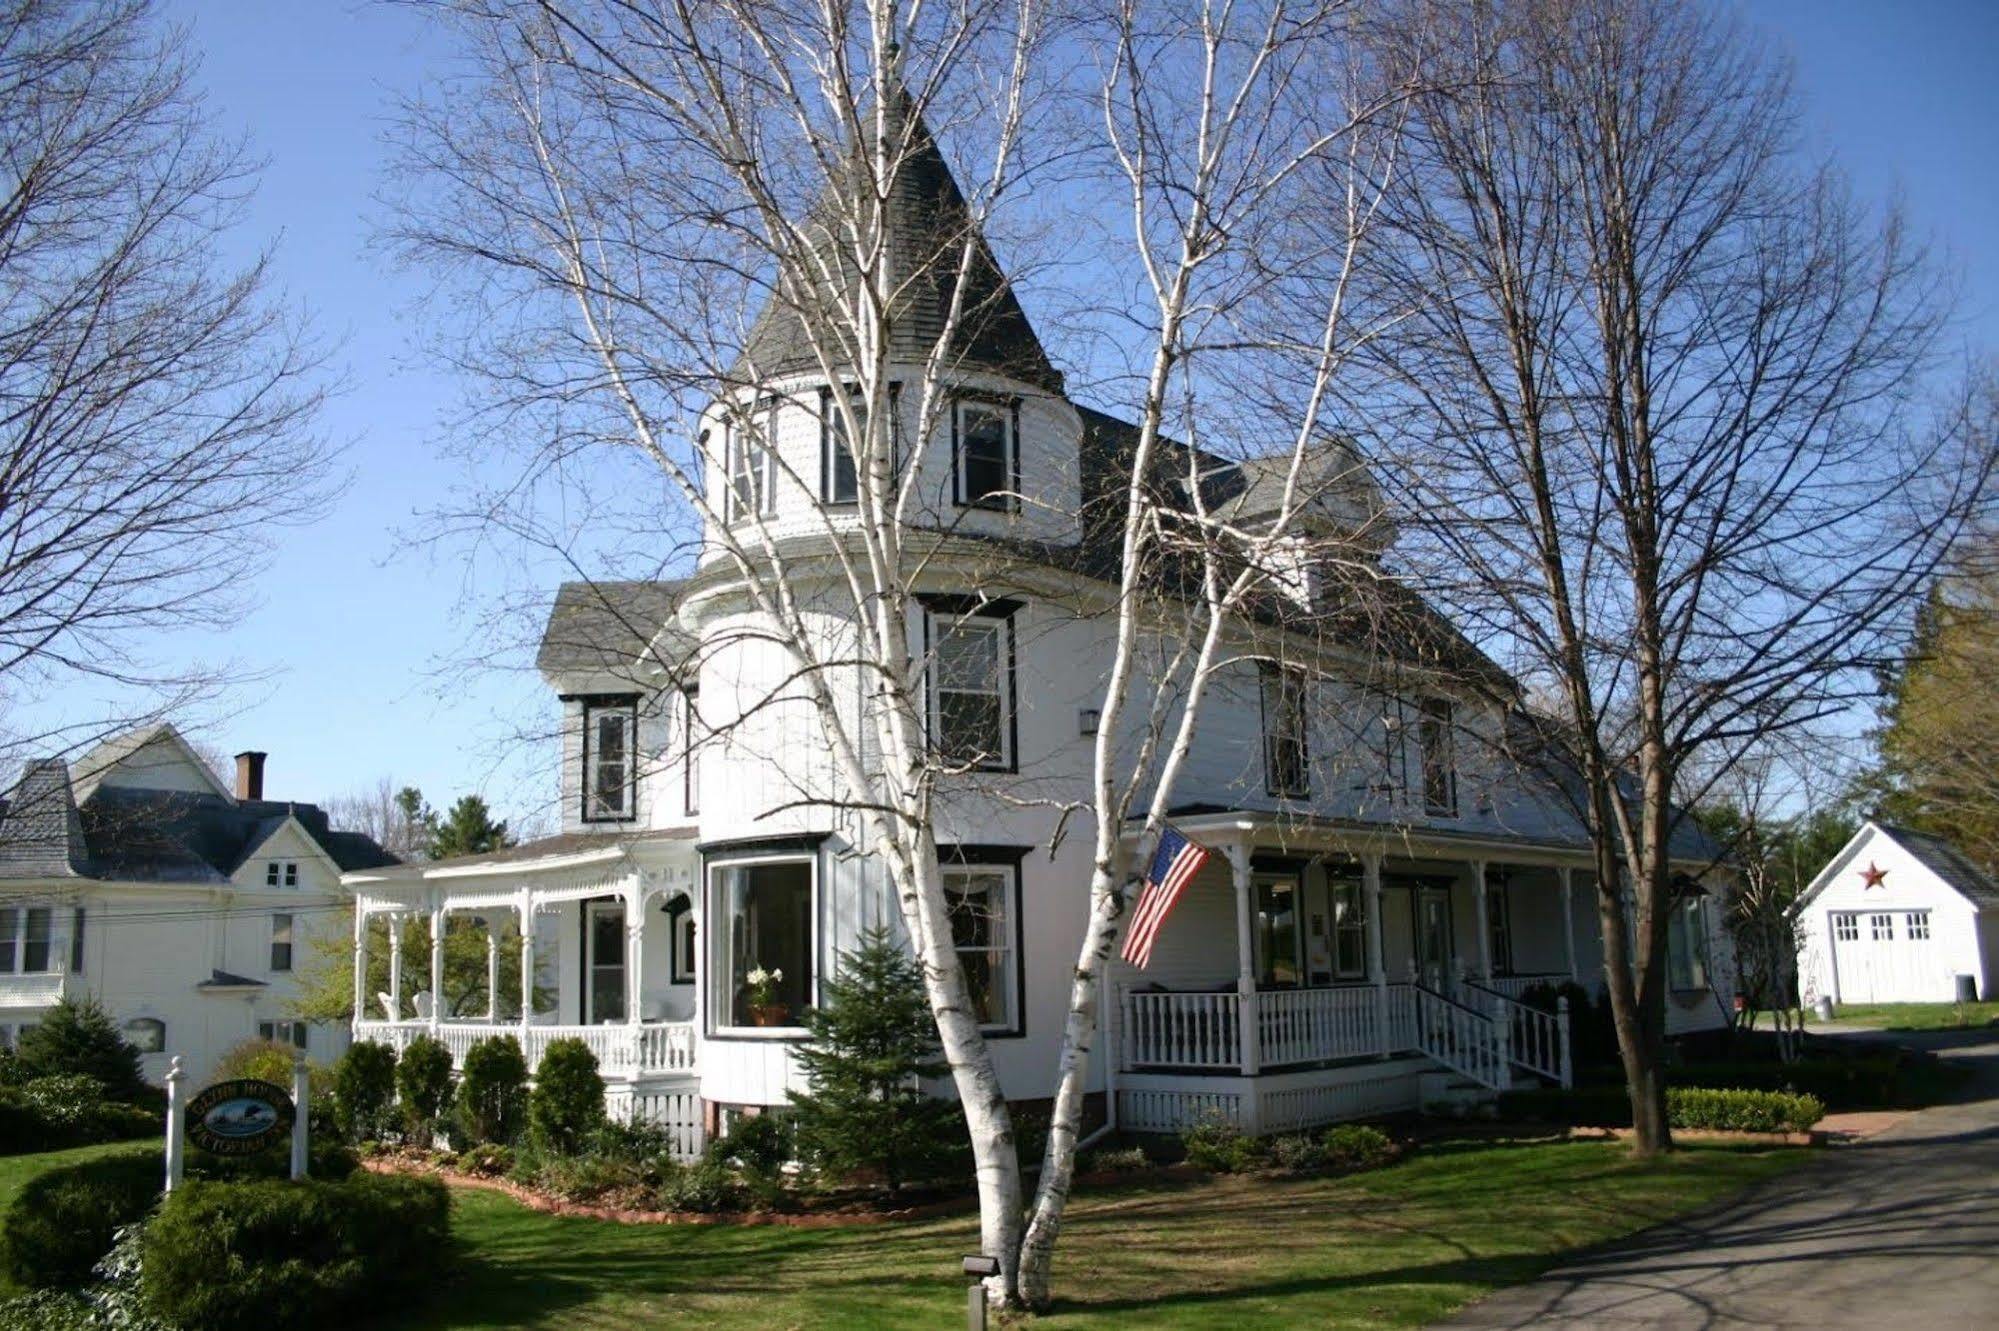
top-left (1498, 1084), bottom-right (1826, 1133)
top-left (3, 1151), bottom-right (162, 1288)
top-left (141, 1172), bottom-right (450, 1331)
top-left (0, 1079), bottom-right (158, 1156)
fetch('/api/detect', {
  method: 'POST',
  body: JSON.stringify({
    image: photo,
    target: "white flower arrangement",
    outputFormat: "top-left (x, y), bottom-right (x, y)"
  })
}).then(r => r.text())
top-left (745, 966), bottom-right (785, 1008)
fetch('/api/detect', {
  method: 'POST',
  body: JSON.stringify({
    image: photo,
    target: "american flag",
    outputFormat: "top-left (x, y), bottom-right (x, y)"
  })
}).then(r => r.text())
top-left (1121, 826), bottom-right (1211, 969)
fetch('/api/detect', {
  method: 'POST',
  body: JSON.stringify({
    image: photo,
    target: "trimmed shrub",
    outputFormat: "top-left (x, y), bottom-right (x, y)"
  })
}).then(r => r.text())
top-left (3, 1151), bottom-right (160, 1289)
top-left (655, 1158), bottom-right (740, 1213)
top-left (0, 1078), bottom-right (155, 1155)
top-left (1320, 1124), bottom-right (1396, 1171)
top-left (1499, 1084), bottom-right (1826, 1133)
top-left (1080, 1145), bottom-right (1150, 1174)
top-left (12, 998), bottom-right (149, 1104)
top-left (332, 1041), bottom-right (398, 1142)
top-left (528, 1037), bottom-right (605, 1154)
top-left (1181, 1117), bottom-right (1262, 1174)
top-left (397, 1035), bottom-right (456, 1145)
top-left (457, 1035), bottom-right (529, 1145)
top-left (459, 1142), bottom-right (515, 1177)
top-left (140, 1172), bottom-right (450, 1331)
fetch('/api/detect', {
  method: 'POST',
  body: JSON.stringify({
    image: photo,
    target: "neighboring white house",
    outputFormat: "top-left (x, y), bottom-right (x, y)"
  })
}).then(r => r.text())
top-left (1795, 821), bottom-right (1999, 1006)
top-left (0, 724), bottom-right (395, 1083)
top-left (345, 106), bottom-right (1736, 1150)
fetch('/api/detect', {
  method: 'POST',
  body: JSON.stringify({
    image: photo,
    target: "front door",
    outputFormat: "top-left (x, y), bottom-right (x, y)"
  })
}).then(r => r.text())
top-left (585, 900), bottom-right (627, 1024)
top-left (1412, 884), bottom-right (1454, 988)
top-left (1252, 873), bottom-right (1304, 987)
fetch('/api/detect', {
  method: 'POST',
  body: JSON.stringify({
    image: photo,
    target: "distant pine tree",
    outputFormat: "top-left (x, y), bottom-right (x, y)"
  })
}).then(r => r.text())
top-left (430, 795), bottom-right (514, 859)
top-left (787, 929), bottom-right (966, 1196)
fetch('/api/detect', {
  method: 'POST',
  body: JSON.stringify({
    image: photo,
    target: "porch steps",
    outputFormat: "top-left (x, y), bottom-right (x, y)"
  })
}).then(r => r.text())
top-left (1415, 1066), bottom-right (1537, 1112)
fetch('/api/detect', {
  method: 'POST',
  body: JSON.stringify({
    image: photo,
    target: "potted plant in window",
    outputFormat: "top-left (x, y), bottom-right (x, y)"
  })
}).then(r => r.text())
top-left (745, 966), bottom-right (788, 1027)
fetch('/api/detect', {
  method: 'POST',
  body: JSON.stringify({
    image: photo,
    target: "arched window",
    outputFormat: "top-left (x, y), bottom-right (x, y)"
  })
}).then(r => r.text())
top-left (122, 1017), bottom-right (165, 1053)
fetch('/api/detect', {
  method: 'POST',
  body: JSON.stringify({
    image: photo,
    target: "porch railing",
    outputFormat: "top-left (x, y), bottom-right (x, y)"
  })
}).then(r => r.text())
top-left (1465, 982), bottom-right (1572, 1087)
top-left (1478, 973), bottom-right (1574, 1002)
top-left (356, 1019), bottom-right (696, 1078)
top-left (1123, 983), bottom-right (1419, 1072)
top-left (1256, 986), bottom-right (1380, 1066)
top-left (1411, 984), bottom-right (1509, 1090)
top-left (1121, 990), bottom-right (1241, 1070)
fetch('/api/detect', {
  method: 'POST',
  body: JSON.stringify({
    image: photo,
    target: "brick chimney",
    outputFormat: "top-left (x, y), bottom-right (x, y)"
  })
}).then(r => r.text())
top-left (234, 751), bottom-right (267, 802)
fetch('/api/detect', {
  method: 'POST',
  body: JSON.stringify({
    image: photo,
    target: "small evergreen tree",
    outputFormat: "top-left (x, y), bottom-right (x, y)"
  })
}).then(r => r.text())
top-left (396, 1036), bottom-right (456, 1146)
top-left (430, 795), bottom-right (515, 859)
top-left (787, 929), bottom-right (965, 1195)
top-left (528, 1037), bottom-right (605, 1154)
top-left (332, 1041), bottom-right (398, 1142)
top-left (457, 1035), bottom-right (529, 1145)
top-left (13, 997), bottom-right (147, 1102)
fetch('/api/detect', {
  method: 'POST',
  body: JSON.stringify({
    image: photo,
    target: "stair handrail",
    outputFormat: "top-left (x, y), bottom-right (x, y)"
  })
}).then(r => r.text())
top-left (1410, 982), bottom-right (1508, 1090)
top-left (1463, 980), bottom-right (1572, 1088)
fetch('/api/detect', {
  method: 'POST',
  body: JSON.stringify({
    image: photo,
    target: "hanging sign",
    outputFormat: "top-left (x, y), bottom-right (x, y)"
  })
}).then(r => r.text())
top-left (185, 1078), bottom-right (296, 1156)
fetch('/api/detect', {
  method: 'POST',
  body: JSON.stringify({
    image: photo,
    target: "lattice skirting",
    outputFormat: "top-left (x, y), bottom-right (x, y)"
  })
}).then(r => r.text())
top-left (607, 1083), bottom-right (707, 1160)
top-left (1117, 1058), bottom-right (1428, 1135)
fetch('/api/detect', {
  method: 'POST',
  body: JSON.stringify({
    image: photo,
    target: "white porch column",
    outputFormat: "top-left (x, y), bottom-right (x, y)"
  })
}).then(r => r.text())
top-left (1471, 859), bottom-right (1492, 980)
top-left (1227, 840), bottom-right (1260, 1078)
top-left (625, 877), bottom-right (645, 1028)
top-left (485, 926), bottom-right (499, 1022)
top-left (1364, 852), bottom-right (1389, 1057)
top-left (517, 891), bottom-right (536, 1037)
top-left (386, 915), bottom-right (404, 1020)
top-left (428, 896), bottom-right (446, 1033)
top-left (1559, 867), bottom-right (1579, 981)
top-left (352, 904), bottom-right (368, 1027)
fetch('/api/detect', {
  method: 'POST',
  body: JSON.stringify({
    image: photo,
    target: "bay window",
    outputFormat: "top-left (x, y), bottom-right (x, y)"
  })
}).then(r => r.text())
top-left (712, 857), bottom-right (814, 1031)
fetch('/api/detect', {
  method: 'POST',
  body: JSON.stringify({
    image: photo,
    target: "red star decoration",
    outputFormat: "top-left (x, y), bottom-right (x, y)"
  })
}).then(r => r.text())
top-left (1859, 861), bottom-right (1889, 890)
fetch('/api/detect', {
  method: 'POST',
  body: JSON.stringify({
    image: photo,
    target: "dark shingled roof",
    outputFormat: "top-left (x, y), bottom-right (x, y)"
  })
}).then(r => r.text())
top-left (0, 753), bottom-right (397, 885)
top-left (537, 580), bottom-right (694, 680)
top-left (1882, 825), bottom-right (1999, 909)
top-left (735, 98), bottom-right (1062, 394)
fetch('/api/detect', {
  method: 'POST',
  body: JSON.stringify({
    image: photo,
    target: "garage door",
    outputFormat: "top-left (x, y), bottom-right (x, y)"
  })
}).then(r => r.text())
top-left (1829, 910), bottom-right (1948, 1002)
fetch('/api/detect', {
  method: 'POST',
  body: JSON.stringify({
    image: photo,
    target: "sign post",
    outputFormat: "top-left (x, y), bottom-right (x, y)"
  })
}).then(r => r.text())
top-left (290, 1051), bottom-right (310, 1180)
top-left (163, 1055), bottom-right (186, 1195)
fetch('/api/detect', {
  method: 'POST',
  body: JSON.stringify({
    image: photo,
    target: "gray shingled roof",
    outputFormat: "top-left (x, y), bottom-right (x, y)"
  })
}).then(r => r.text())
top-left (536, 580), bottom-right (694, 680)
top-left (0, 749), bottom-right (397, 885)
top-left (735, 98), bottom-right (1062, 394)
top-left (1882, 825), bottom-right (1999, 909)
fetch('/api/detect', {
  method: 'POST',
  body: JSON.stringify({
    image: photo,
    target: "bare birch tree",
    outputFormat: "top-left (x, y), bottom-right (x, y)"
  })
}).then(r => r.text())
top-left (1355, 0), bottom-right (1991, 1152)
top-left (0, 0), bottom-right (329, 772)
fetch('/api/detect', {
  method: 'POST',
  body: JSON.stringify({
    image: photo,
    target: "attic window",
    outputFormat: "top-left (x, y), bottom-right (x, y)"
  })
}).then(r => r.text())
top-left (953, 397), bottom-right (1017, 511)
top-left (265, 861), bottom-right (298, 889)
top-left (584, 699), bottom-right (638, 823)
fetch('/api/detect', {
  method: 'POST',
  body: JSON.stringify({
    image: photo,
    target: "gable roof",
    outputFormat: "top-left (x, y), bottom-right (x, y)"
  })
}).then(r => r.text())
top-left (735, 95), bottom-right (1062, 395)
top-left (537, 580), bottom-right (694, 681)
top-left (69, 723), bottom-right (231, 803)
top-left (1795, 820), bottom-right (1999, 914)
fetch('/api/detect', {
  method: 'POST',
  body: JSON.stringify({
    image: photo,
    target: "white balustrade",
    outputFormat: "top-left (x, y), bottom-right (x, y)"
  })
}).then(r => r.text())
top-left (1384, 983), bottom-right (1418, 1053)
top-left (1466, 982), bottom-right (1571, 1087)
top-left (356, 1018), bottom-right (696, 1078)
top-left (1122, 990), bottom-right (1241, 1070)
top-left (1256, 986), bottom-right (1380, 1067)
top-left (1411, 984), bottom-right (1508, 1089)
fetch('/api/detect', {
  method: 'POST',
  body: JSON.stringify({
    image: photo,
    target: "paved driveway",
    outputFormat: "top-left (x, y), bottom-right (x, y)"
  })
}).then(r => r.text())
top-left (1441, 1029), bottom-right (1999, 1329)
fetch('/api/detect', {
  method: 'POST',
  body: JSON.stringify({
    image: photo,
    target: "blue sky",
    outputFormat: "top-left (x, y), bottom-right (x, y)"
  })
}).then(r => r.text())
top-left (21, 0), bottom-right (1999, 828)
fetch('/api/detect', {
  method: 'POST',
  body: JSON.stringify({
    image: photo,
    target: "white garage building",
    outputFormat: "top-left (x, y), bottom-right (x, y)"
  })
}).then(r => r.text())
top-left (1795, 822), bottom-right (1999, 1006)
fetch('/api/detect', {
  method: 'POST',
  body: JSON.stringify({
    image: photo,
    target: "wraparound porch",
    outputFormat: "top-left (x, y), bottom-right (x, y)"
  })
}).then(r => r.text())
top-left (351, 1016), bottom-right (696, 1078)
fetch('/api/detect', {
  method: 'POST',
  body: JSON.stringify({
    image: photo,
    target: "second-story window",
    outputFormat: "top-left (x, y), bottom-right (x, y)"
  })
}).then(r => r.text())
top-left (926, 602), bottom-right (1017, 770)
top-left (1260, 664), bottom-right (1310, 797)
top-left (821, 386), bottom-right (862, 504)
top-left (725, 407), bottom-right (778, 522)
top-left (270, 914), bottom-right (294, 972)
top-left (0, 907), bottom-right (53, 974)
top-left (680, 683), bottom-right (700, 817)
top-left (953, 397), bottom-right (1017, 510)
top-left (584, 699), bottom-right (638, 822)
top-left (1418, 696), bottom-right (1457, 815)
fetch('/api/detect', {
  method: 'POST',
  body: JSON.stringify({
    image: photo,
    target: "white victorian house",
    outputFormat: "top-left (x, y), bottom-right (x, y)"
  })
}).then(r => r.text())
top-left (0, 724), bottom-right (395, 1082)
top-left (346, 108), bottom-right (1735, 1151)
top-left (1796, 821), bottom-right (1999, 1006)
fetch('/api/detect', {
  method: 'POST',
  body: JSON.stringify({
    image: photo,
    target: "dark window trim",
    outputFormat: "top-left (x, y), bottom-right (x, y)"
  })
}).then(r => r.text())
top-left (1258, 662), bottom-right (1311, 798)
top-left (699, 844), bottom-right (822, 1043)
top-left (920, 599), bottom-right (1021, 774)
top-left (579, 895), bottom-right (628, 1024)
top-left (580, 697), bottom-right (640, 825)
top-left (950, 393), bottom-right (1022, 512)
top-left (939, 853), bottom-right (1027, 1040)
top-left (270, 912), bottom-right (294, 973)
top-left (664, 895), bottom-right (697, 984)
top-left (818, 381), bottom-right (902, 505)
top-left (69, 906), bottom-right (84, 974)
top-left (1327, 875), bottom-right (1368, 981)
top-left (681, 683), bottom-right (701, 817)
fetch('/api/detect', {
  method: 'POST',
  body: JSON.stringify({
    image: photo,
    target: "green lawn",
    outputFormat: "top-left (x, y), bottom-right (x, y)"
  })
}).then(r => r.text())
top-left (1809, 1001), bottom-right (1999, 1031)
top-left (367, 1138), bottom-right (1801, 1330)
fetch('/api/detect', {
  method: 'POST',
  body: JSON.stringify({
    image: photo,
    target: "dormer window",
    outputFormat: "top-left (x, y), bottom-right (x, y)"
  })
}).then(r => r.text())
top-left (583, 698), bottom-right (638, 822)
top-left (1260, 664), bottom-right (1310, 797)
top-left (953, 397), bottom-right (1017, 511)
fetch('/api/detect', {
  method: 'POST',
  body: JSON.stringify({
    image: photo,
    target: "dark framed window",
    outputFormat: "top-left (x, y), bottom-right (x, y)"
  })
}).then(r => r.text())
top-left (1260, 664), bottom-right (1310, 796)
top-left (258, 1020), bottom-right (308, 1050)
top-left (680, 684), bottom-right (701, 816)
top-left (952, 396), bottom-right (1018, 510)
top-left (1253, 874), bottom-right (1302, 987)
top-left (1419, 696), bottom-right (1457, 816)
top-left (945, 864), bottom-right (1021, 1034)
top-left (1329, 872), bottom-right (1367, 979)
top-left (19, 907), bottom-right (50, 974)
top-left (667, 897), bottom-right (697, 983)
top-left (585, 900), bottom-right (627, 1023)
top-left (583, 698), bottom-right (638, 822)
top-left (1667, 897), bottom-right (1710, 990)
top-left (1485, 875), bottom-right (1514, 975)
top-left (69, 907), bottom-right (85, 973)
top-left (925, 602), bottom-right (1017, 770)
top-left (270, 914), bottom-right (294, 972)
top-left (264, 860), bottom-right (298, 888)
top-left (820, 386), bottom-right (862, 503)
top-left (711, 856), bottom-right (815, 1032)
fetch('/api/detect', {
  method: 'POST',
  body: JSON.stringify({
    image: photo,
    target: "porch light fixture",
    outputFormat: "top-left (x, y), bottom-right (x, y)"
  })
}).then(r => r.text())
top-left (1078, 708), bottom-right (1101, 737)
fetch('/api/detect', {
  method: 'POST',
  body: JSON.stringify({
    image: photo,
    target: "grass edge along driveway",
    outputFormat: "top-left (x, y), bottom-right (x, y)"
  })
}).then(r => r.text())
top-left (1807, 1000), bottom-right (1999, 1032)
top-left (370, 1136), bottom-right (1802, 1331)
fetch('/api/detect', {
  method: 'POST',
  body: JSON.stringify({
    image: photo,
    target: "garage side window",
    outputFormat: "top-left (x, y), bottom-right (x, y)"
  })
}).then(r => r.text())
top-left (1832, 913), bottom-right (1859, 942)
top-left (1904, 911), bottom-right (1930, 940)
top-left (1869, 912), bottom-right (1894, 942)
